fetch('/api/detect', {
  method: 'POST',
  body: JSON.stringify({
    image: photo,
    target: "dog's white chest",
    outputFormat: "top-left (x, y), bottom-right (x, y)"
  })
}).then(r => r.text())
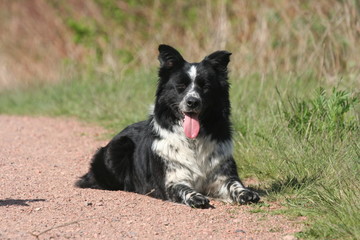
top-left (151, 121), bottom-right (233, 184)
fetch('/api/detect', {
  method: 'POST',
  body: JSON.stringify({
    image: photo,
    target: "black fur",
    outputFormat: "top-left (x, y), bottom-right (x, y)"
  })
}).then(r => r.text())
top-left (76, 45), bottom-right (260, 208)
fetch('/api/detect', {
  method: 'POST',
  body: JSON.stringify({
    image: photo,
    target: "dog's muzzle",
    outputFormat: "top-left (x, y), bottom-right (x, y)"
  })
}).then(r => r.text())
top-left (180, 94), bottom-right (202, 114)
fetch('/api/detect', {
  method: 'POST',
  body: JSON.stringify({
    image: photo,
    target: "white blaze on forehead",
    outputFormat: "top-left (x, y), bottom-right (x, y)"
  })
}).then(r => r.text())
top-left (187, 65), bottom-right (197, 82)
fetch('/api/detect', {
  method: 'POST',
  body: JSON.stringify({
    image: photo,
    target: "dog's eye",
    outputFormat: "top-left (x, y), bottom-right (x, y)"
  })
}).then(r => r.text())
top-left (203, 85), bottom-right (212, 93)
top-left (203, 85), bottom-right (210, 90)
top-left (198, 81), bottom-right (211, 91)
top-left (176, 84), bottom-right (187, 91)
top-left (197, 79), bottom-right (210, 90)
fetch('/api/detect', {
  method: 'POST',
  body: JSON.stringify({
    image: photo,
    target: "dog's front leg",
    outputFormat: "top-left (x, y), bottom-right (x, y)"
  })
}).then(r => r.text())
top-left (166, 182), bottom-right (210, 208)
top-left (224, 177), bottom-right (260, 204)
top-left (210, 158), bottom-right (260, 204)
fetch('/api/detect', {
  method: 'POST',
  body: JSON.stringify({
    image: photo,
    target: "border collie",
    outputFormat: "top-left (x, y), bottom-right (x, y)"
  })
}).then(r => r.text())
top-left (76, 45), bottom-right (260, 208)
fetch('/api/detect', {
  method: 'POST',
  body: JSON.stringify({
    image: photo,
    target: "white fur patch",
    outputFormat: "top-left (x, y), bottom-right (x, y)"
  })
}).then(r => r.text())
top-left (186, 89), bottom-right (200, 98)
top-left (180, 65), bottom-right (200, 112)
top-left (151, 119), bottom-right (233, 195)
top-left (208, 175), bottom-right (232, 201)
top-left (187, 65), bottom-right (197, 82)
top-left (219, 179), bottom-right (246, 202)
top-left (148, 104), bottom-right (155, 115)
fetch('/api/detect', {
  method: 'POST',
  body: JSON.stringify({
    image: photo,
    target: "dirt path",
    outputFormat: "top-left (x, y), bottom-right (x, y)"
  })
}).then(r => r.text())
top-left (0, 115), bottom-right (301, 239)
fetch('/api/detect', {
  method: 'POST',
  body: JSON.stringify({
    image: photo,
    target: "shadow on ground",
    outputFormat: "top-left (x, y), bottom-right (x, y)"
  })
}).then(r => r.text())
top-left (0, 198), bottom-right (46, 207)
top-left (250, 175), bottom-right (319, 197)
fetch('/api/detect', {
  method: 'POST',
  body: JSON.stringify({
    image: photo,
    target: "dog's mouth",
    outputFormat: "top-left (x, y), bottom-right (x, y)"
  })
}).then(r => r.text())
top-left (182, 112), bottom-right (200, 139)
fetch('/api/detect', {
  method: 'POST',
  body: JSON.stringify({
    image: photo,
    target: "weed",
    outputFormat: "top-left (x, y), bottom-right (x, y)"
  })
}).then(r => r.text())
top-left (282, 87), bottom-right (358, 139)
top-left (269, 227), bottom-right (283, 233)
top-left (249, 208), bottom-right (266, 214)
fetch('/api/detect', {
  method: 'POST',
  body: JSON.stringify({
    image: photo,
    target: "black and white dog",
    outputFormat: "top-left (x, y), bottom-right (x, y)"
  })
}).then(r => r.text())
top-left (76, 45), bottom-right (260, 208)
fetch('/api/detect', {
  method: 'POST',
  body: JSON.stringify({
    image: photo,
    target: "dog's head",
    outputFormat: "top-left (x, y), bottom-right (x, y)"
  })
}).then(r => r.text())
top-left (154, 44), bottom-right (231, 139)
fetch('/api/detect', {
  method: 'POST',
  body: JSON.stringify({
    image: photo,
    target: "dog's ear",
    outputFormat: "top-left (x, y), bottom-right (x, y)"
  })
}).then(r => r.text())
top-left (158, 44), bottom-right (185, 69)
top-left (204, 51), bottom-right (231, 72)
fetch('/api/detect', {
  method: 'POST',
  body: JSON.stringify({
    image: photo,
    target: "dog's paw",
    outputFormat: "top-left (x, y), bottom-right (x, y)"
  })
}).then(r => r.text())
top-left (186, 193), bottom-right (210, 208)
top-left (234, 189), bottom-right (260, 204)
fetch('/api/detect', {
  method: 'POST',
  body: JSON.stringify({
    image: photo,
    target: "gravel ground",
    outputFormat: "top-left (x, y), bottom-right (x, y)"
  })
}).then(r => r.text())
top-left (0, 115), bottom-right (302, 239)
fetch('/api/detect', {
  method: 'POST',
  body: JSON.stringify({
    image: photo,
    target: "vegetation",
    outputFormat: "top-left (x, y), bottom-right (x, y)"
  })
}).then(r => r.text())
top-left (1, 0), bottom-right (360, 87)
top-left (0, 0), bottom-right (359, 239)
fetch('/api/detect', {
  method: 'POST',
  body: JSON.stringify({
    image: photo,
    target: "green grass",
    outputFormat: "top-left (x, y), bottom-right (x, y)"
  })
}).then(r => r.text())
top-left (0, 70), bottom-right (359, 239)
top-left (0, 70), bottom-right (156, 130)
top-left (232, 80), bottom-right (359, 239)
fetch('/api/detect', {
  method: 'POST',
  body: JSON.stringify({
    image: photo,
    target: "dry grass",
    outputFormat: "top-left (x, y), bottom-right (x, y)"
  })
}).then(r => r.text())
top-left (0, 0), bottom-right (359, 89)
top-left (0, 0), bottom-right (75, 88)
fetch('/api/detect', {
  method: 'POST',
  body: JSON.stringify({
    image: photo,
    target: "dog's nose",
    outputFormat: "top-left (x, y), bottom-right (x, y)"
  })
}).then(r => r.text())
top-left (186, 97), bottom-right (201, 109)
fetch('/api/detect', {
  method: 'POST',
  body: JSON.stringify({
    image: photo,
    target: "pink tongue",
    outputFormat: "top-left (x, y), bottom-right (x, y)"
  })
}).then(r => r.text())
top-left (184, 114), bottom-right (200, 139)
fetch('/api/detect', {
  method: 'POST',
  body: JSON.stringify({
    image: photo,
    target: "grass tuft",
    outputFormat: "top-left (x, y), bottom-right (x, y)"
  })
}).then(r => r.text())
top-left (282, 87), bottom-right (358, 139)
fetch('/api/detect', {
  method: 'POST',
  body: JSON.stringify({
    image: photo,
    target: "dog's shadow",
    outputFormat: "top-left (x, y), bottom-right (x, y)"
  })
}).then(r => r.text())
top-left (248, 175), bottom-right (318, 198)
top-left (0, 198), bottom-right (46, 207)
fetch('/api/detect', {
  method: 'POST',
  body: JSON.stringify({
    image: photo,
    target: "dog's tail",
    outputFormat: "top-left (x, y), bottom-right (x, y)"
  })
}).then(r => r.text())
top-left (75, 172), bottom-right (99, 189)
top-left (75, 147), bottom-right (106, 189)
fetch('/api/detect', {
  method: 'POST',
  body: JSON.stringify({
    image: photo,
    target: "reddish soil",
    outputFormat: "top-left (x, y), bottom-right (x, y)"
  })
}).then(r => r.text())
top-left (0, 115), bottom-right (302, 239)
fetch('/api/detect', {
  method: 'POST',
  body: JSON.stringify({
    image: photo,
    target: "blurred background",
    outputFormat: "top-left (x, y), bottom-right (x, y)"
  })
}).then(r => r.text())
top-left (1, 0), bottom-right (359, 89)
top-left (1, 1), bottom-right (359, 239)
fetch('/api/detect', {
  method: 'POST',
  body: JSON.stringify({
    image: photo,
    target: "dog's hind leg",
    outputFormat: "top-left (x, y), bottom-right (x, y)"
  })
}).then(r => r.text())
top-left (75, 136), bottom-right (135, 191)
